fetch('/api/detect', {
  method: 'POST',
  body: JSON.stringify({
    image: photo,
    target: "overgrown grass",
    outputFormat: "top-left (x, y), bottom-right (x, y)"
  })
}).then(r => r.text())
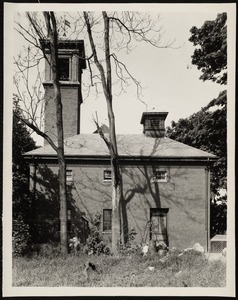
top-left (12, 250), bottom-right (226, 287)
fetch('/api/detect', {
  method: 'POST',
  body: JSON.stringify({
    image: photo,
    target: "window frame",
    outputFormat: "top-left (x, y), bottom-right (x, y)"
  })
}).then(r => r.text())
top-left (50, 55), bottom-right (72, 81)
top-left (103, 209), bottom-right (112, 232)
top-left (103, 169), bottom-right (112, 182)
top-left (152, 170), bottom-right (168, 183)
top-left (58, 57), bottom-right (70, 81)
top-left (66, 169), bottom-right (73, 182)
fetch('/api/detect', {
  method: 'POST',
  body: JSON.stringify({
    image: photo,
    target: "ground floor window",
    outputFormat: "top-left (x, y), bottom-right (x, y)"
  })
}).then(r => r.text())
top-left (67, 209), bottom-right (72, 232)
top-left (103, 209), bottom-right (112, 231)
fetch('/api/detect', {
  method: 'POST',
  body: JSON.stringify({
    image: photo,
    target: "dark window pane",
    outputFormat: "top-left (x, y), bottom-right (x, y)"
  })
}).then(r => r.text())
top-left (103, 209), bottom-right (112, 231)
top-left (104, 170), bottom-right (112, 181)
top-left (152, 171), bottom-right (167, 182)
top-left (59, 58), bottom-right (69, 80)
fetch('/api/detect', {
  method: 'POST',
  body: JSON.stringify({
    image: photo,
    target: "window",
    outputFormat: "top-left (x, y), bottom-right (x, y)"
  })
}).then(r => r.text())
top-left (67, 209), bottom-right (72, 232)
top-left (103, 170), bottom-right (112, 181)
top-left (66, 170), bottom-right (73, 182)
top-left (150, 119), bottom-right (164, 129)
top-left (103, 209), bottom-right (112, 231)
top-left (152, 170), bottom-right (167, 182)
top-left (150, 208), bottom-right (169, 246)
top-left (58, 58), bottom-right (70, 81)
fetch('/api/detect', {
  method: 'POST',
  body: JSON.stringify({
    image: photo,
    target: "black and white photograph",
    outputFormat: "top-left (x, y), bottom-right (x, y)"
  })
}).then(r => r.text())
top-left (3, 2), bottom-right (236, 297)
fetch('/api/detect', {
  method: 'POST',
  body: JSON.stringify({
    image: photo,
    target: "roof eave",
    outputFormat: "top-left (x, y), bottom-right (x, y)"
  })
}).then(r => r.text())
top-left (24, 154), bottom-right (217, 163)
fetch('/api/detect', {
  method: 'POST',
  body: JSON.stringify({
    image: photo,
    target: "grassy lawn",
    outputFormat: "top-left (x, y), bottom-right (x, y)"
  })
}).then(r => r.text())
top-left (12, 250), bottom-right (226, 287)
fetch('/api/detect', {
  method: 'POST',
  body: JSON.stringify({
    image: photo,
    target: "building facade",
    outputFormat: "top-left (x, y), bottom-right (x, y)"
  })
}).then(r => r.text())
top-left (24, 40), bottom-right (217, 251)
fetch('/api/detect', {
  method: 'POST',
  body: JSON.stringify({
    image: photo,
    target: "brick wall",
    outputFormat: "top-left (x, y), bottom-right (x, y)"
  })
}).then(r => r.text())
top-left (44, 85), bottom-right (81, 144)
top-left (33, 162), bottom-right (207, 250)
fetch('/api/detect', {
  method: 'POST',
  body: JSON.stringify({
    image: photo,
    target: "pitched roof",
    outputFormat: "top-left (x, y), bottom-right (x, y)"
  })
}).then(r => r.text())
top-left (93, 124), bottom-right (110, 134)
top-left (25, 134), bottom-right (217, 159)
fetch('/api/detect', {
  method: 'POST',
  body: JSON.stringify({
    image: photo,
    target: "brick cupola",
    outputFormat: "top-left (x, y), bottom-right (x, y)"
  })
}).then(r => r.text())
top-left (41, 39), bottom-right (86, 144)
top-left (140, 112), bottom-right (168, 137)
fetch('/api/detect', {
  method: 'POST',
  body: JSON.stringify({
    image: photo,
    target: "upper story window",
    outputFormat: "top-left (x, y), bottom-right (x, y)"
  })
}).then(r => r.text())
top-left (58, 57), bottom-right (70, 81)
top-left (152, 170), bottom-right (168, 182)
top-left (103, 170), bottom-right (112, 181)
top-left (66, 169), bottom-right (73, 182)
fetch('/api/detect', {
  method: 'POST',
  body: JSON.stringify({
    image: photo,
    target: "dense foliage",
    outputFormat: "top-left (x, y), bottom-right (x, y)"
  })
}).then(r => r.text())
top-left (188, 13), bottom-right (228, 235)
top-left (210, 196), bottom-right (227, 235)
top-left (84, 213), bottom-right (111, 255)
top-left (12, 217), bottom-right (32, 257)
top-left (12, 99), bottom-right (36, 255)
top-left (167, 13), bottom-right (228, 236)
top-left (167, 90), bottom-right (226, 195)
top-left (13, 100), bottom-right (36, 219)
top-left (189, 12), bottom-right (227, 85)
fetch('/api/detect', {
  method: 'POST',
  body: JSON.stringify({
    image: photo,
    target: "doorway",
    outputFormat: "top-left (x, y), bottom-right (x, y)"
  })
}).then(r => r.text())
top-left (150, 208), bottom-right (169, 246)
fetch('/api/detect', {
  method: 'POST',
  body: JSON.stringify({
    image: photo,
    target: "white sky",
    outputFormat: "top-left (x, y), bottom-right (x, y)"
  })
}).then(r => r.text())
top-left (81, 10), bottom-right (224, 136)
top-left (10, 4), bottom-right (229, 145)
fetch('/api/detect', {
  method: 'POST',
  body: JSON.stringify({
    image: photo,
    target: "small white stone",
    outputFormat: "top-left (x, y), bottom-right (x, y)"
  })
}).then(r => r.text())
top-left (193, 243), bottom-right (204, 253)
top-left (222, 247), bottom-right (227, 257)
top-left (183, 248), bottom-right (193, 252)
top-left (141, 244), bottom-right (149, 256)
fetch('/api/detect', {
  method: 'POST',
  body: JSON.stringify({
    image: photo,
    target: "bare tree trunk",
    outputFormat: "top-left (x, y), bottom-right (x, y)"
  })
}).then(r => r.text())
top-left (84, 11), bottom-right (122, 251)
top-left (43, 12), bottom-right (68, 254)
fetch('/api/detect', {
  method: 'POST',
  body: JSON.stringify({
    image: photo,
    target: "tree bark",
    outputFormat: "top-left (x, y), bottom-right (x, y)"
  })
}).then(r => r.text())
top-left (103, 12), bottom-right (122, 252)
top-left (43, 11), bottom-right (68, 254)
top-left (84, 11), bottom-right (122, 252)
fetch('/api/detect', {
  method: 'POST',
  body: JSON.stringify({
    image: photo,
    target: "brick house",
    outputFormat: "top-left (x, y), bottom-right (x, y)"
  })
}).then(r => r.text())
top-left (24, 40), bottom-right (217, 251)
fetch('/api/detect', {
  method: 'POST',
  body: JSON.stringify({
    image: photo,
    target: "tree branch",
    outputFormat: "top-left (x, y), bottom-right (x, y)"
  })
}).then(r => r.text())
top-left (14, 112), bottom-right (58, 153)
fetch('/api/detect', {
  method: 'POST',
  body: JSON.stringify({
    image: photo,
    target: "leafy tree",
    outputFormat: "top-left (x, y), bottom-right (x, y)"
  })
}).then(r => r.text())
top-left (210, 195), bottom-right (227, 235)
top-left (166, 90), bottom-right (226, 195)
top-left (12, 99), bottom-right (36, 255)
top-left (13, 98), bottom-right (36, 220)
top-left (189, 12), bottom-right (227, 85)
top-left (188, 12), bottom-right (227, 235)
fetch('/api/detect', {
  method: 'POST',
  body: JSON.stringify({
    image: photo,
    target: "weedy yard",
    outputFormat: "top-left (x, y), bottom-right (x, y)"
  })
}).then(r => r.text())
top-left (12, 250), bottom-right (226, 287)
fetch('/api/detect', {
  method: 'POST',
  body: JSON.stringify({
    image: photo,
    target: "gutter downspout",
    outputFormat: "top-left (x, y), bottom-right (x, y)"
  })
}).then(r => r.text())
top-left (205, 158), bottom-right (211, 253)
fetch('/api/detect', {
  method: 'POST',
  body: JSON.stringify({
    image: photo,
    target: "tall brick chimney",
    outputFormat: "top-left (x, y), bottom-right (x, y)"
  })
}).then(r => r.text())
top-left (140, 112), bottom-right (168, 137)
top-left (41, 40), bottom-right (86, 144)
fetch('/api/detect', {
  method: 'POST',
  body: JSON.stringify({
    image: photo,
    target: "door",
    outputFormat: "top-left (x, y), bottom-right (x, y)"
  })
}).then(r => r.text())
top-left (150, 208), bottom-right (169, 246)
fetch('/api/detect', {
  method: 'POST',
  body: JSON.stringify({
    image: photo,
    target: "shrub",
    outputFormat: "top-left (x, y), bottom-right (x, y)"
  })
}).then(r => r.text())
top-left (84, 213), bottom-right (111, 255)
top-left (211, 196), bottom-right (227, 235)
top-left (119, 228), bottom-right (140, 256)
top-left (12, 217), bottom-right (32, 257)
top-left (36, 242), bottom-right (61, 258)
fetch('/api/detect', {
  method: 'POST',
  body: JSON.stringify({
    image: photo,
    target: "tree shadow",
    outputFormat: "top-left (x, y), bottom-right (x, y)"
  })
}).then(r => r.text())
top-left (30, 164), bottom-right (89, 244)
top-left (30, 135), bottom-right (210, 250)
top-left (119, 137), bottom-right (206, 247)
top-left (120, 137), bottom-right (163, 244)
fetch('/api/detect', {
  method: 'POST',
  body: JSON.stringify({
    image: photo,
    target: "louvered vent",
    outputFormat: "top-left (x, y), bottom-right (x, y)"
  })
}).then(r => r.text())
top-left (210, 235), bottom-right (227, 253)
